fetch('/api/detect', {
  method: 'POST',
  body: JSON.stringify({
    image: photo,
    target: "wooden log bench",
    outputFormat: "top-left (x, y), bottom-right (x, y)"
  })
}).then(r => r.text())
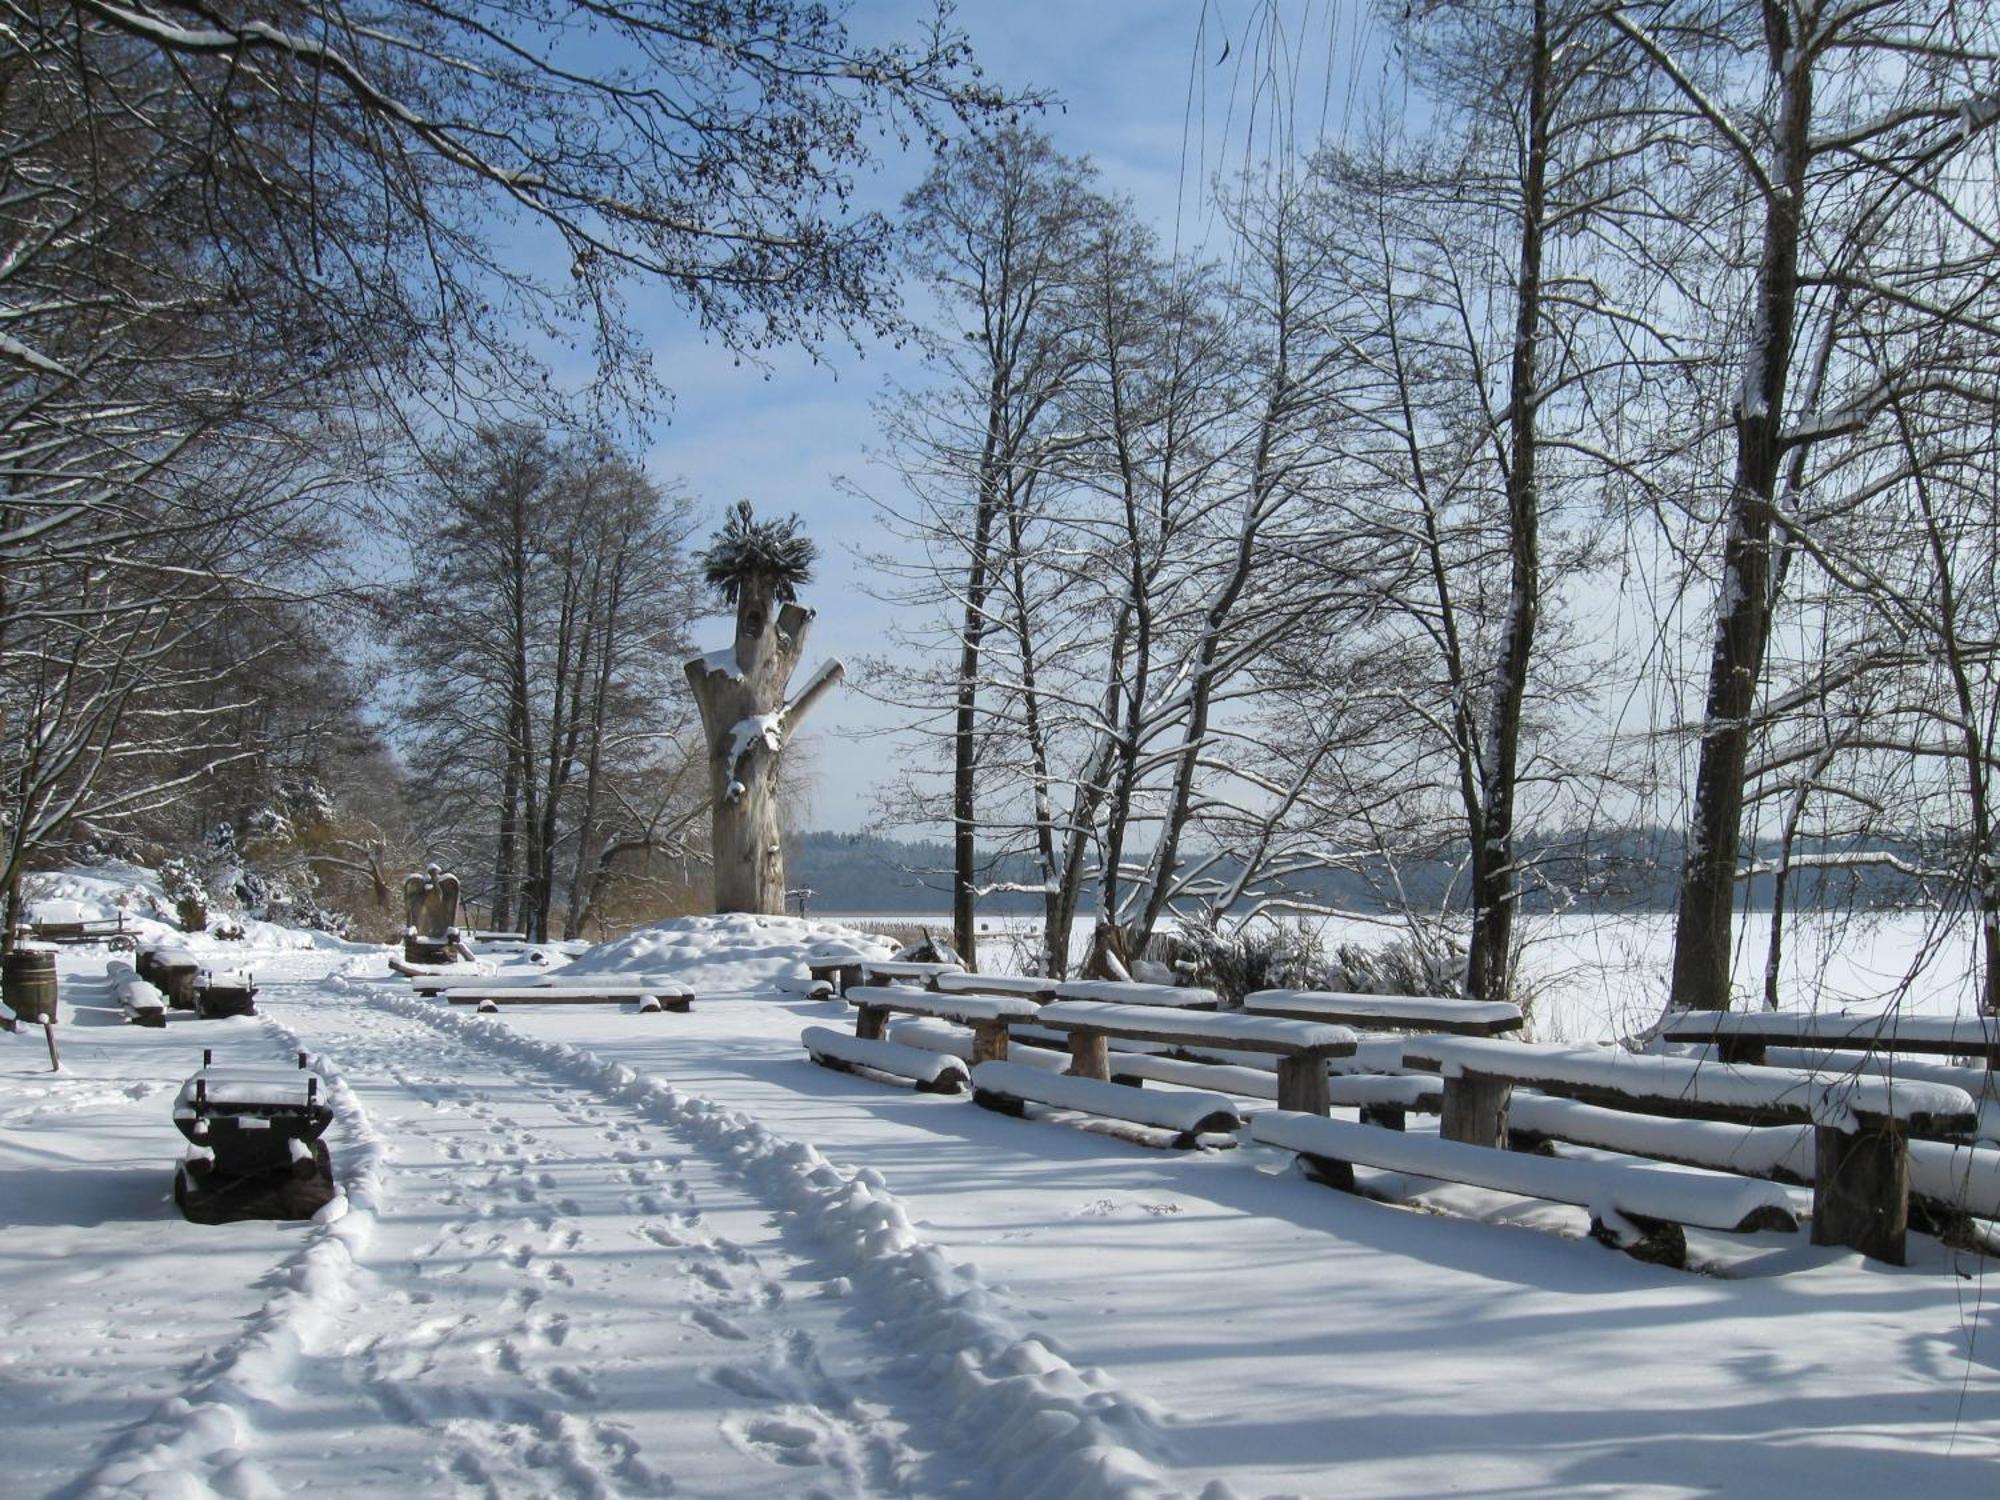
top-left (1245, 989), bottom-right (1524, 1036)
top-left (107, 960), bottom-right (167, 1028)
top-left (970, 1060), bottom-right (1243, 1149)
top-left (442, 983), bottom-right (694, 1013)
top-left (1098, 1051), bottom-right (1442, 1127)
top-left (1402, 1035), bottom-right (1978, 1263)
top-left (1250, 1110), bottom-right (1799, 1267)
top-left (1658, 1008), bottom-right (2000, 1068)
top-left (1014, 1001), bottom-right (1357, 1115)
top-left (887, 1018), bottom-right (1071, 1074)
top-left (843, 984), bottom-right (1041, 1063)
top-left (1504, 1094), bottom-right (2000, 1245)
top-left (931, 971), bottom-right (1063, 1002)
top-left (800, 1025), bottom-right (970, 1094)
top-left (1047, 978), bottom-right (1221, 1010)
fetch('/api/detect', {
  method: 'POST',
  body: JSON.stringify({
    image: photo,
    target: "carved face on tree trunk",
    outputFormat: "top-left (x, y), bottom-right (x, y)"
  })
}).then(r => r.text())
top-left (734, 571), bottom-right (781, 686)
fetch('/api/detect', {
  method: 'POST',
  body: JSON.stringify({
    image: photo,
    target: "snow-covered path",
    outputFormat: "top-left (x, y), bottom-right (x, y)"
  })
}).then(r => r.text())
top-left (136, 951), bottom-right (946, 1499)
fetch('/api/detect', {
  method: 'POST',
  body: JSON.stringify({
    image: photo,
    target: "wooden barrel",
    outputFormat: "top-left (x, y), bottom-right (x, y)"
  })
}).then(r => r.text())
top-left (5, 946), bottom-right (58, 1023)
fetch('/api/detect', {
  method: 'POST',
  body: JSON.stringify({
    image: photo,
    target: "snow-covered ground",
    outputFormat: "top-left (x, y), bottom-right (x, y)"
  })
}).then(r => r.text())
top-left (4, 888), bottom-right (1997, 1498)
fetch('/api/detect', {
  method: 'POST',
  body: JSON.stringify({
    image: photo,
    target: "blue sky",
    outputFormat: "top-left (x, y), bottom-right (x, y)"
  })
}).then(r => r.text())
top-left (639, 2), bottom-right (1388, 832)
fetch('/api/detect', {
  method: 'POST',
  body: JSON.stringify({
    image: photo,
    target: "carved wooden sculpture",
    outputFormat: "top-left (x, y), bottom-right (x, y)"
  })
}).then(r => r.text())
top-left (402, 863), bottom-right (461, 963)
top-left (685, 505), bottom-right (843, 914)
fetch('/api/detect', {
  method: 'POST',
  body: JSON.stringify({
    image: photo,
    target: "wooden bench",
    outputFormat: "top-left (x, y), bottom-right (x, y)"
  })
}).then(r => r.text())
top-left (1245, 989), bottom-right (1523, 1036)
top-left (442, 983), bottom-right (693, 1013)
top-left (800, 1025), bottom-right (970, 1093)
top-left (887, 1017), bottom-right (1071, 1074)
top-left (1016, 1001), bottom-right (1357, 1115)
top-left (1250, 1110), bottom-right (1799, 1267)
top-left (844, 984), bottom-right (1040, 1063)
top-left (971, 1060), bottom-right (1243, 1148)
top-left (107, 960), bottom-right (166, 1028)
top-left (1402, 1035), bottom-right (1978, 1263)
top-left (1504, 1094), bottom-right (2000, 1245)
top-left (1658, 1007), bottom-right (2000, 1067)
top-left (1047, 978), bottom-right (1221, 1009)
top-left (931, 971), bottom-right (1063, 1002)
top-left (859, 959), bottom-right (963, 989)
top-left (1102, 1051), bottom-right (1441, 1127)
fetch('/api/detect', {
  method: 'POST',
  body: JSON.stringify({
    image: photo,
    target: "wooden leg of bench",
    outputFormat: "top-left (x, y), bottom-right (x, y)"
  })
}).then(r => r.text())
top-left (855, 1005), bottom-right (887, 1042)
top-left (837, 963), bottom-right (862, 998)
top-left (1812, 1120), bottom-right (1908, 1265)
top-left (1441, 1070), bottom-right (1510, 1148)
top-left (1299, 1151), bottom-right (1355, 1192)
top-left (971, 1020), bottom-right (1009, 1064)
top-left (1277, 1054), bottom-right (1331, 1116)
top-left (1718, 1036), bottom-right (1766, 1067)
top-left (664, 996), bottom-right (691, 1013)
top-left (1359, 1104), bottom-right (1405, 1132)
top-left (1067, 1032), bottom-right (1109, 1081)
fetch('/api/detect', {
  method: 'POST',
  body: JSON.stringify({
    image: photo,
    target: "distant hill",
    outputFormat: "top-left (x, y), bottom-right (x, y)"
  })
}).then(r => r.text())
top-left (785, 828), bottom-right (1948, 918)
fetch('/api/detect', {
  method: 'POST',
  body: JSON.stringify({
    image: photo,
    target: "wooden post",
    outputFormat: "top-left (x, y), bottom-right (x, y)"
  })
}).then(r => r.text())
top-left (43, 1020), bottom-right (59, 1071)
top-left (855, 1004), bottom-right (888, 1042)
top-left (971, 1020), bottom-right (1009, 1065)
top-left (1812, 1118), bottom-right (1909, 1265)
top-left (1276, 1052), bottom-right (1331, 1116)
top-left (1066, 1031), bottom-right (1110, 1081)
top-left (1441, 1069), bottom-right (1511, 1148)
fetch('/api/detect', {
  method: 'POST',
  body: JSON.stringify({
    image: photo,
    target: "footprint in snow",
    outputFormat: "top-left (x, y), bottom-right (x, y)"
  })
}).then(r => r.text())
top-left (688, 1306), bottom-right (751, 1341)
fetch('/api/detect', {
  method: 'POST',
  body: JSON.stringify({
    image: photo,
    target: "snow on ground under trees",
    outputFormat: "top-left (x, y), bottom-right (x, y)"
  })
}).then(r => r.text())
top-left (2, 872), bottom-right (1997, 1499)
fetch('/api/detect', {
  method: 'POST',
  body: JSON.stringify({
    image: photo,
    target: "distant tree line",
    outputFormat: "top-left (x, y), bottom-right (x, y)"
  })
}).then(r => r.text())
top-left (871, 0), bottom-right (2000, 1013)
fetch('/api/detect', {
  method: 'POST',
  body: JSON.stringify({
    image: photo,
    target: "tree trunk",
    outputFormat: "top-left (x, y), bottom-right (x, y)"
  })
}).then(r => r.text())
top-left (686, 575), bottom-right (842, 915)
top-left (1669, 26), bottom-right (1810, 1012)
top-left (1465, 0), bottom-right (1549, 1005)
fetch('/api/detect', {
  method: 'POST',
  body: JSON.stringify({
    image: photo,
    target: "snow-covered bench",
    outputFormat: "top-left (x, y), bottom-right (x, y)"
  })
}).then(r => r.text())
top-left (1504, 1094), bottom-right (2000, 1245)
top-left (1101, 1051), bottom-right (1443, 1125)
top-left (1400, 1036), bottom-right (1978, 1263)
top-left (1245, 989), bottom-right (1523, 1036)
top-left (1657, 1007), bottom-right (2000, 1067)
top-left (971, 1060), bottom-right (1243, 1149)
top-left (195, 968), bottom-right (257, 1019)
top-left (1048, 978), bottom-right (1221, 1009)
top-left (1250, 1110), bottom-right (1798, 1267)
top-left (441, 982), bottom-right (693, 1013)
top-left (931, 971), bottom-right (1063, 1003)
top-left (844, 984), bottom-right (1041, 1063)
top-left (859, 958), bottom-right (964, 988)
top-left (800, 1025), bottom-right (970, 1094)
top-left (1014, 1002), bottom-right (1357, 1115)
top-left (106, 960), bottom-right (166, 1028)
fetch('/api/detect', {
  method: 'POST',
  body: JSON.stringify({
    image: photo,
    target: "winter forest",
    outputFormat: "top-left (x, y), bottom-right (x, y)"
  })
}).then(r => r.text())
top-left (7, 2), bottom-right (2000, 1497)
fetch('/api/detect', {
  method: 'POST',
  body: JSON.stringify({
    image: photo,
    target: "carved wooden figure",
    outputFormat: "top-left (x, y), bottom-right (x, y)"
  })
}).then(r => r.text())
top-left (402, 863), bottom-right (461, 963)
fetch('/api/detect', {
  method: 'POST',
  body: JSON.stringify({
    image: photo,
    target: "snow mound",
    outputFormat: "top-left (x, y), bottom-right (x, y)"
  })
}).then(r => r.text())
top-left (24, 863), bottom-right (351, 952)
top-left (558, 913), bottom-right (897, 994)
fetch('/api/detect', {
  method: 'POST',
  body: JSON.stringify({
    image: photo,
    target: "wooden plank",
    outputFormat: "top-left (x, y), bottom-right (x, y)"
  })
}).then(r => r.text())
top-left (1245, 989), bottom-right (1522, 1036)
top-left (1027, 1001), bottom-right (1356, 1057)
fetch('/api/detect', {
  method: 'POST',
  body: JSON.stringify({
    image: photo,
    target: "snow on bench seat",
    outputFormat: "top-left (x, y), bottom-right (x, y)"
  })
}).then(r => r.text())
top-left (1658, 1007), bottom-right (2000, 1062)
top-left (443, 984), bottom-right (692, 1011)
top-left (1245, 989), bottom-right (1523, 1035)
top-left (844, 985), bottom-right (1041, 1025)
top-left (1102, 1052), bottom-right (1442, 1119)
top-left (888, 1019), bottom-right (1069, 1073)
top-left (858, 959), bottom-right (963, 984)
top-left (1508, 1095), bottom-right (2000, 1228)
top-left (1051, 978), bottom-right (1220, 1008)
top-left (802, 1025), bottom-right (969, 1094)
top-left (932, 971), bottom-right (1062, 1001)
top-left (1404, 1036), bottom-right (1977, 1134)
top-left (1030, 1001), bottom-right (1357, 1055)
top-left (1251, 1110), bottom-right (1798, 1265)
top-left (971, 1060), bottom-right (1242, 1147)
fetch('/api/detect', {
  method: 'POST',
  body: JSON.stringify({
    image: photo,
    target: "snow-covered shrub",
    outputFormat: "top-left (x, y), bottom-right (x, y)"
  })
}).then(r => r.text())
top-left (1178, 914), bottom-right (1330, 1004)
top-left (1326, 931), bottom-right (1465, 998)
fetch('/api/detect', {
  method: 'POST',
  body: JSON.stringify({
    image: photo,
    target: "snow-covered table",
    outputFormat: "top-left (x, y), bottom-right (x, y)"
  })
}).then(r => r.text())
top-left (1245, 989), bottom-right (1523, 1035)
top-left (1657, 1007), bottom-right (2000, 1066)
top-left (1400, 1035), bottom-right (1978, 1264)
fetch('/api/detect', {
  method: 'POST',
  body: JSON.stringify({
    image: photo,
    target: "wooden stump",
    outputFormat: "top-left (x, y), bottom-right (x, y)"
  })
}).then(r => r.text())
top-left (854, 1004), bottom-right (888, 1042)
top-left (1276, 1053), bottom-right (1332, 1116)
top-left (1441, 1070), bottom-right (1511, 1148)
top-left (1066, 1031), bottom-right (1110, 1081)
top-left (1812, 1119), bottom-right (1909, 1265)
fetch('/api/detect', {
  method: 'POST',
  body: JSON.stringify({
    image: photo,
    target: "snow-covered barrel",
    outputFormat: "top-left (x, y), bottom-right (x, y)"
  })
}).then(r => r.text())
top-left (4, 945), bottom-right (58, 1023)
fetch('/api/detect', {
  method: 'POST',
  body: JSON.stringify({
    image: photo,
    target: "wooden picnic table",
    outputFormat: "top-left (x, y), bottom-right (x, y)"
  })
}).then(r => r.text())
top-left (1020, 1000), bottom-right (1356, 1115)
top-left (1658, 1007), bottom-right (2000, 1067)
top-left (1245, 989), bottom-right (1523, 1036)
